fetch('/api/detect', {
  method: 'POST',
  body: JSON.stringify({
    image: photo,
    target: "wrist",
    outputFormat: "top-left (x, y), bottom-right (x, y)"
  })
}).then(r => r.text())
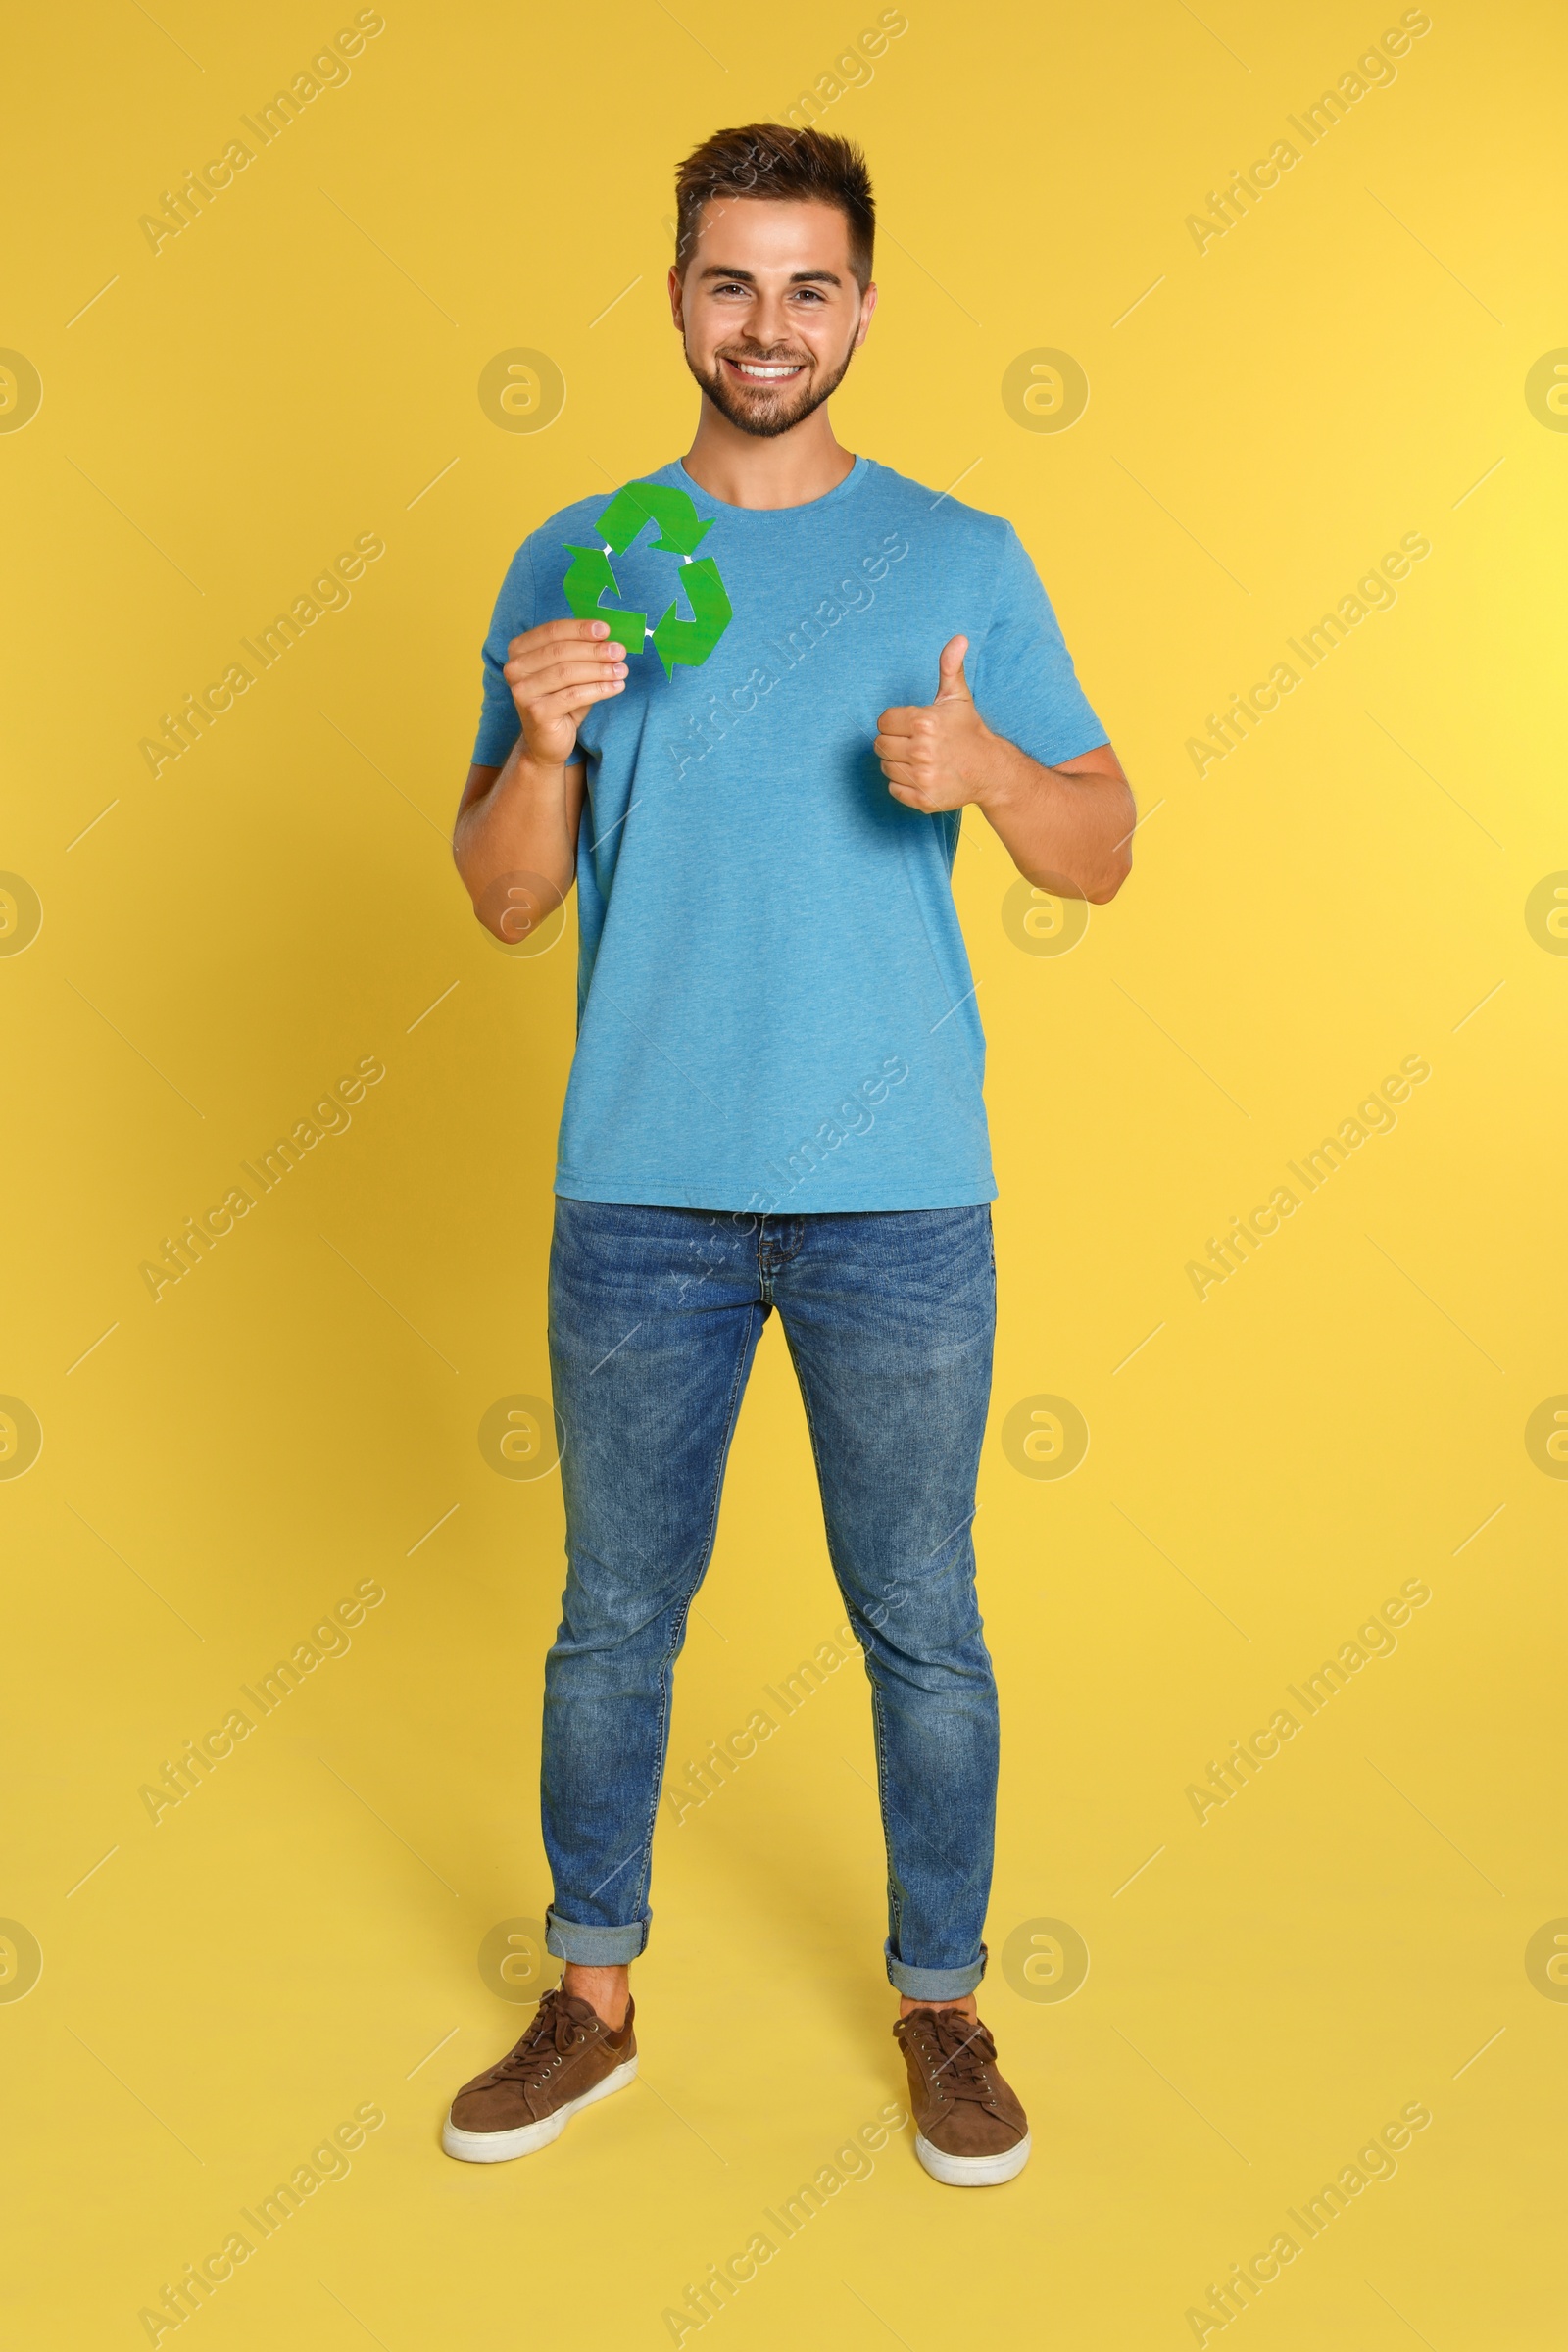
top-left (968, 722), bottom-right (1023, 813)
top-left (506, 743), bottom-right (576, 795)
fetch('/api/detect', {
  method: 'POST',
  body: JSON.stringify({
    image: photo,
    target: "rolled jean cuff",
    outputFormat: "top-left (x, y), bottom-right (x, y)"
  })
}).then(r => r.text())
top-left (885, 1939), bottom-right (987, 2001)
top-left (545, 1906), bottom-right (649, 1965)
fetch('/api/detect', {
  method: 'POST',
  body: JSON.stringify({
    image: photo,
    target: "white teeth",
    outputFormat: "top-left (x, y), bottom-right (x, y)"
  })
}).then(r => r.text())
top-left (733, 362), bottom-right (803, 378)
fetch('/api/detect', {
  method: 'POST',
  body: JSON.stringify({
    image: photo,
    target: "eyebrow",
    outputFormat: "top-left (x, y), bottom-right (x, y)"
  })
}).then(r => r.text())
top-left (698, 265), bottom-right (843, 286)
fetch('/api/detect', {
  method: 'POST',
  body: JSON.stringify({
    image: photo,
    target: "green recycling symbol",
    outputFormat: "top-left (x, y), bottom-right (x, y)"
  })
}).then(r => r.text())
top-left (562, 480), bottom-right (733, 681)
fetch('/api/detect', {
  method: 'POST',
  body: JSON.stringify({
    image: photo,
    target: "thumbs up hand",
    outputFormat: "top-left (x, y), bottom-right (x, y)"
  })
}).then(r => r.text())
top-left (874, 636), bottom-right (992, 812)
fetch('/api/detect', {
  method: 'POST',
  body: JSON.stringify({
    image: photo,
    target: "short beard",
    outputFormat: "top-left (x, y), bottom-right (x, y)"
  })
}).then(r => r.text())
top-left (683, 338), bottom-right (857, 440)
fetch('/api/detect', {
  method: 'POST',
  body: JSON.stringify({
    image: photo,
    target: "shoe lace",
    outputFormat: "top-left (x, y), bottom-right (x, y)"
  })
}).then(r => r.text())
top-left (903, 2007), bottom-right (998, 2103)
top-left (492, 1989), bottom-right (594, 2084)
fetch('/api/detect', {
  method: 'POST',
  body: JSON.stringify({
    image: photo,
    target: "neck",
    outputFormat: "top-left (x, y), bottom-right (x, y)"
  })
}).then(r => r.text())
top-left (681, 396), bottom-right (855, 511)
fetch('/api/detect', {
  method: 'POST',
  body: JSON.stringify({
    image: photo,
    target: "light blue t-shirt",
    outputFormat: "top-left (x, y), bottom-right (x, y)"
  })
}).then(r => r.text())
top-left (473, 456), bottom-right (1103, 1213)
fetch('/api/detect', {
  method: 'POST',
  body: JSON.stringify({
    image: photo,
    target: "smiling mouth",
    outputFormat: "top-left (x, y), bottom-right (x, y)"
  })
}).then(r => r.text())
top-left (722, 356), bottom-right (808, 384)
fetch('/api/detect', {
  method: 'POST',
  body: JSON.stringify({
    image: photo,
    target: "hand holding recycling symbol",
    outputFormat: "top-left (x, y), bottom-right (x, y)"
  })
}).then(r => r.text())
top-left (562, 481), bottom-right (733, 680)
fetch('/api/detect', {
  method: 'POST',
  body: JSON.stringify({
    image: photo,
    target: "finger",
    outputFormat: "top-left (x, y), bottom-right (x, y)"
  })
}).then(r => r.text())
top-left (873, 732), bottom-right (927, 762)
top-left (506, 637), bottom-right (627, 678)
top-left (886, 780), bottom-right (936, 808)
top-left (935, 633), bottom-right (971, 702)
top-left (508, 616), bottom-right (619, 657)
top-left (509, 654), bottom-right (628, 696)
top-left (877, 760), bottom-right (922, 789)
top-left (877, 706), bottom-right (923, 732)
top-left (526, 678), bottom-right (626, 719)
top-left (508, 667), bottom-right (627, 710)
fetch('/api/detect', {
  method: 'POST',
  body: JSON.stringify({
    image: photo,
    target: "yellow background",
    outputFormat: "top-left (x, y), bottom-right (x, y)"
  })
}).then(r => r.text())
top-left (4, 0), bottom-right (1565, 2343)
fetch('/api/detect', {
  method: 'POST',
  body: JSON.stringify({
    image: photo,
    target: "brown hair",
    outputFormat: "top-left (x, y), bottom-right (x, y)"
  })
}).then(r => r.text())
top-left (674, 123), bottom-right (875, 289)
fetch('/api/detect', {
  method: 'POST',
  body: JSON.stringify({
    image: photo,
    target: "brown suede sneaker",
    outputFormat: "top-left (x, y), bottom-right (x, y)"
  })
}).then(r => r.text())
top-left (443, 1986), bottom-right (638, 2163)
top-left (894, 2005), bottom-right (1031, 2185)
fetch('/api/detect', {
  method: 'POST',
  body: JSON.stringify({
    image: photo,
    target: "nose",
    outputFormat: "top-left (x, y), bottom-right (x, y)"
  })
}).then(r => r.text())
top-left (743, 286), bottom-right (799, 352)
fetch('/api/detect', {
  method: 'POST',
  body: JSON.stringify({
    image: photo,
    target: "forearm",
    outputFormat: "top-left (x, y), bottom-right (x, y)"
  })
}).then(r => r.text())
top-left (973, 733), bottom-right (1134, 904)
top-left (453, 739), bottom-right (582, 926)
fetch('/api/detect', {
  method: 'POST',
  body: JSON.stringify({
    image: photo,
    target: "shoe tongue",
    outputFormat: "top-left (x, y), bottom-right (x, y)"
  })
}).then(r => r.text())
top-left (907, 2005), bottom-right (989, 2055)
top-left (552, 1989), bottom-right (601, 2026)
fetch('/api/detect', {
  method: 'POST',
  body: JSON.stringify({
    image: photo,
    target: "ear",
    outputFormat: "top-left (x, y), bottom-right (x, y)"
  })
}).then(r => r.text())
top-left (854, 281), bottom-right (878, 349)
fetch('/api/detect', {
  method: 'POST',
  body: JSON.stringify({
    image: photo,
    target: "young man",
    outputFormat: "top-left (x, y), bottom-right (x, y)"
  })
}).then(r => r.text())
top-left (445, 124), bottom-right (1132, 2187)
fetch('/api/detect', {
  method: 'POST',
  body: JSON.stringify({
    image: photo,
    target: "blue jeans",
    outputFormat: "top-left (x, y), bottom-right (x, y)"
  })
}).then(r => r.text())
top-left (541, 1198), bottom-right (999, 1999)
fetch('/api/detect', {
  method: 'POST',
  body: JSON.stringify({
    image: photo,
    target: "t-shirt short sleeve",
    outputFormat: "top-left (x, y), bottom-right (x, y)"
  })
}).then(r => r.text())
top-left (968, 521), bottom-right (1105, 769)
top-left (471, 536), bottom-right (537, 766)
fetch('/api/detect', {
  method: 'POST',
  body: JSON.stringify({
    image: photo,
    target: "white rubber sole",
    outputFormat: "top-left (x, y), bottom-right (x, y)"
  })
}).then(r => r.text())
top-left (442, 2054), bottom-right (639, 2163)
top-left (914, 2127), bottom-right (1032, 2186)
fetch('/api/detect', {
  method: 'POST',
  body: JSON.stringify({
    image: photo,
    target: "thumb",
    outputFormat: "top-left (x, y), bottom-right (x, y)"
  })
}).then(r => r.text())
top-left (935, 634), bottom-right (971, 702)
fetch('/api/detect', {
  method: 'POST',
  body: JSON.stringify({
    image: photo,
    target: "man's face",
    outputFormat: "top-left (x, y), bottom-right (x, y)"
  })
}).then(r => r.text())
top-left (670, 197), bottom-right (875, 439)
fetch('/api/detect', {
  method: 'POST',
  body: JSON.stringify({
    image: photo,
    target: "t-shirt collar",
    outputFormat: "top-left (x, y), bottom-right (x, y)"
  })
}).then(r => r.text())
top-left (666, 453), bottom-right (869, 521)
